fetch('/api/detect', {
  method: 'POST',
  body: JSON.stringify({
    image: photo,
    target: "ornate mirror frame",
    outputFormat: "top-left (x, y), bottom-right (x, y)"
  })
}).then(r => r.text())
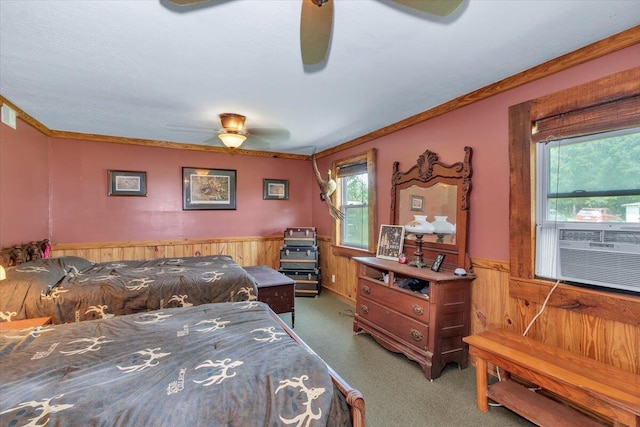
top-left (391, 147), bottom-right (473, 270)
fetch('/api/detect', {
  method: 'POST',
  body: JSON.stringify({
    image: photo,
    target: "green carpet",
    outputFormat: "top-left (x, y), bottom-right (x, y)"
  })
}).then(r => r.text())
top-left (282, 293), bottom-right (534, 427)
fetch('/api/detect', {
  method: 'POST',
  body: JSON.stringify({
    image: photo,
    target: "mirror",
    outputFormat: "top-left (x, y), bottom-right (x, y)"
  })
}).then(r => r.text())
top-left (398, 183), bottom-right (458, 245)
top-left (391, 147), bottom-right (473, 270)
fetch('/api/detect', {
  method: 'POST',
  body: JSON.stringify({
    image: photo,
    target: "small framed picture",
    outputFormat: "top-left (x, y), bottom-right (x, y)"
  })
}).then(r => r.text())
top-left (264, 179), bottom-right (289, 200)
top-left (108, 170), bottom-right (147, 196)
top-left (431, 253), bottom-right (446, 272)
top-left (410, 195), bottom-right (424, 211)
top-left (376, 225), bottom-right (405, 261)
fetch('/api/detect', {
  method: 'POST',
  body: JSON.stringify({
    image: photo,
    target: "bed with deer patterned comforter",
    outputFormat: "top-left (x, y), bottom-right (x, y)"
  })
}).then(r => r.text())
top-left (0, 302), bottom-right (357, 426)
top-left (0, 255), bottom-right (258, 324)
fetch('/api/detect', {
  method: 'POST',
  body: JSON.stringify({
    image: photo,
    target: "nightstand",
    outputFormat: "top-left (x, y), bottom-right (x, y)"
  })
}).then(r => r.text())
top-left (0, 316), bottom-right (52, 330)
top-left (245, 265), bottom-right (296, 327)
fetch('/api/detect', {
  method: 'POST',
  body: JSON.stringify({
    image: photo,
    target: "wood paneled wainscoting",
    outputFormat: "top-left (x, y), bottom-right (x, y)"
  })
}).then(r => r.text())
top-left (52, 235), bottom-right (640, 376)
top-left (51, 236), bottom-right (284, 268)
top-left (318, 236), bottom-right (640, 376)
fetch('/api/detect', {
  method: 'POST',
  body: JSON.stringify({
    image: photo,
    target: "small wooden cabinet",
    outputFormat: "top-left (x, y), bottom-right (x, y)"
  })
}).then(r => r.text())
top-left (245, 265), bottom-right (296, 327)
top-left (353, 256), bottom-right (473, 380)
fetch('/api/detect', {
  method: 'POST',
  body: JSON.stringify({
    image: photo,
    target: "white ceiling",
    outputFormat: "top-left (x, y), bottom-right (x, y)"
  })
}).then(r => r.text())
top-left (1, 0), bottom-right (639, 155)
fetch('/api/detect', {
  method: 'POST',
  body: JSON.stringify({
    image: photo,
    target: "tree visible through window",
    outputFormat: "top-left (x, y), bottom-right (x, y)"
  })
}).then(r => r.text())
top-left (341, 172), bottom-right (368, 248)
top-left (332, 149), bottom-right (376, 254)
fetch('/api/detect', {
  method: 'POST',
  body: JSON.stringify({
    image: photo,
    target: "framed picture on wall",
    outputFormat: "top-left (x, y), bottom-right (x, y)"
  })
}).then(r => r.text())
top-left (182, 167), bottom-right (237, 210)
top-left (263, 179), bottom-right (289, 200)
top-left (410, 195), bottom-right (424, 211)
top-left (376, 225), bottom-right (405, 261)
top-left (108, 170), bottom-right (147, 196)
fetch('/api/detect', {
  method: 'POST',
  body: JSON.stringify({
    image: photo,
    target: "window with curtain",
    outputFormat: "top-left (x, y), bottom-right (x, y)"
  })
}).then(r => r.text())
top-left (332, 149), bottom-right (376, 254)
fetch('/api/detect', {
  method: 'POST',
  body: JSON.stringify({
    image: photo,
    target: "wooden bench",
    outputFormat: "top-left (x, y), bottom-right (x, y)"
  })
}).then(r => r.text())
top-left (463, 329), bottom-right (640, 427)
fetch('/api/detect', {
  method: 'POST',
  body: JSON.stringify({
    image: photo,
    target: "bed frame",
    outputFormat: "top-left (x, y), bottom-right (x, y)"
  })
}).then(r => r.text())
top-left (267, 305), bottom-right (366, 427)
top-left (0, 239), bottom-right (50, 267)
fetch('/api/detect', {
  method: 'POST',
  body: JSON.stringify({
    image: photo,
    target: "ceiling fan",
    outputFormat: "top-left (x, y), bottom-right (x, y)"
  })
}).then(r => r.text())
top-left (167, 113), bottom-right (290, 150)
top-left (168, 0), bottom-right (463, 65)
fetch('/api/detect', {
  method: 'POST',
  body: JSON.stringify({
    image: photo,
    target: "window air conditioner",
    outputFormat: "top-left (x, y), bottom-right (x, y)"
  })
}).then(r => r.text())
top-left (556, 225), bottom-right (640, 293)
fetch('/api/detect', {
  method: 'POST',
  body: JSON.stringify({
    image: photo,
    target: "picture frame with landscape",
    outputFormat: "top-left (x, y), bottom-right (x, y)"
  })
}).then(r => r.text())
top-left (182, 167), bottom-right (236, 210)
top-left (108, 170), bottom-right (147, 196)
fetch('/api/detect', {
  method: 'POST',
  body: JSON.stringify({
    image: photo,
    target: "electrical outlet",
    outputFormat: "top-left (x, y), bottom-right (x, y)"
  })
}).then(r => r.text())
top-left (331, 274), bottom-right (336, 283)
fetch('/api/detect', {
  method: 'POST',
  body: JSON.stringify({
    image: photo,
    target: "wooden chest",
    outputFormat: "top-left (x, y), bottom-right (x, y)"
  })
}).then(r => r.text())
top-left (279, 268), bottom-right (321, 297)
top-left (283, 227), bottom-right (317, 247)
top-left (245, 265), bottom-right (296, 327)
top-left (279, 246), bottom-right (319, 271)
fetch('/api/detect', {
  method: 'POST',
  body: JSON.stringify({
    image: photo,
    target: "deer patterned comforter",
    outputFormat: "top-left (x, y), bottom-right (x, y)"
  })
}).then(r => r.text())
top-left (0, 302), bottom-right (352, 426)
top-left (0, 255), bottom-right (258, 324)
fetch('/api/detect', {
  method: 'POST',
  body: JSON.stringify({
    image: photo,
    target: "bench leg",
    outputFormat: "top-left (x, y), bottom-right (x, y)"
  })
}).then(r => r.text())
top-left (475, 358), bottom-right (489, 412)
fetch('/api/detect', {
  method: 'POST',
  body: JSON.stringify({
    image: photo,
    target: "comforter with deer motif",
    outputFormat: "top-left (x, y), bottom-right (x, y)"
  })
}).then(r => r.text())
top-left (0, 302), bottom-right (351, 427)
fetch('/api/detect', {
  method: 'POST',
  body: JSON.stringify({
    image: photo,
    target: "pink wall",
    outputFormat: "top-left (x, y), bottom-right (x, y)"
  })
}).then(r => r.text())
top-left (2, 44), bottom-right (639, 259)
top-left (313, 44), bottom-right (640, 262)
top-left (48, 139), bottom-right (313, 243)
top-left (0, 117), bottom-right (50, 248)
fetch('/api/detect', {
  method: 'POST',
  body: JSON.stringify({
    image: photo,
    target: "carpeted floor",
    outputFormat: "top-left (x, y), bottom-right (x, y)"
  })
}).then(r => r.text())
top-left (281, 292), bottom-right (534, 427)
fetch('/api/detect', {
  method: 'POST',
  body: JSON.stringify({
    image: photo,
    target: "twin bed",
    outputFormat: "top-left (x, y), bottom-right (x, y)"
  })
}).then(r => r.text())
top-left (0, 252), bottom-right (366, 426)
top-left (0, 255), bottom-right (258, 324)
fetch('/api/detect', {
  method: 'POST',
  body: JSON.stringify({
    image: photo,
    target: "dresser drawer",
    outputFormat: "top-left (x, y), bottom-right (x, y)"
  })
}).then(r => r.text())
top-left (357, 297), bottom-right (429, 351)
top-left (357, 279), bottom-right (429, 322)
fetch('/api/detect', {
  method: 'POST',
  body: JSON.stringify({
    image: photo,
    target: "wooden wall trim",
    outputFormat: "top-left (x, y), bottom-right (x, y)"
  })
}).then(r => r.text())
top-left (318, 26), bottom-right (640, 158)
top-left (4, 28), bottom-right (638, 160)
top-left (471, 257), bottom-right (509, 273)
top-left (0, 95), bottom-right (51, 136)
top-left (49, 130), bottom-right (308, 160)
top-left (51, 235), bottom-right (282, 251)
top-left (509, 277), bottom-right (640, 326)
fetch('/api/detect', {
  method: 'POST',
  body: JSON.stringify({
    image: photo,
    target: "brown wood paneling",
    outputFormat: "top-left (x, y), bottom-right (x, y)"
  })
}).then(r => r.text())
top-left (51, 235), bottom-right (640, 375)
top-left (51, 236), bottom-right (283, 268)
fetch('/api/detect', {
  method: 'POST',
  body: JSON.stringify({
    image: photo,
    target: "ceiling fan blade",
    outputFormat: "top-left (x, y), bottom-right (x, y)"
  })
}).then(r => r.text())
top-left (300, 0), bottom-right (334, 65)
top-left (168, 0), bottom-right (212, 5)
top-left (248, 127), bottom-right (291, 141)
top-left (390, 0), bottom-right (463, 16)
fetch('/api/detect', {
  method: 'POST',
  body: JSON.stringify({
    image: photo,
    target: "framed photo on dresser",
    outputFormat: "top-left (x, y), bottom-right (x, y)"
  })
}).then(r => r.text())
top-left (376, 225), bottom-right (405, 261)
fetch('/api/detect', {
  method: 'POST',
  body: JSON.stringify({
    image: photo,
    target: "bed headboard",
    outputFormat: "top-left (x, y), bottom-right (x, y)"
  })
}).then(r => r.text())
top-left (0, 239), bottom-right (50, 267)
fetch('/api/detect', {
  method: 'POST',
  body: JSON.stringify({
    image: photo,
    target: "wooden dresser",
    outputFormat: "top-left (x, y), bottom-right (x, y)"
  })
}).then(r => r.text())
top-left (353, 256), bottom-right (474, 380)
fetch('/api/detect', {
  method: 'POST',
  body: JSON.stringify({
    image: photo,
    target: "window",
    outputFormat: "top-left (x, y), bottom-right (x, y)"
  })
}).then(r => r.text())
top-left (535, 127), bottom-right (640, 285)
top-left (508, 67), bottom-right (640, 300)
top-left (332, 149), bottom-right (376, 255)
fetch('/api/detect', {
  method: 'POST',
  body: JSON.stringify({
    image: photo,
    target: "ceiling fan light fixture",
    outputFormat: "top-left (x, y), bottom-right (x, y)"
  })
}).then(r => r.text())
top-left (219, 113), bottom-right (246, 133)
top-left (218, 132), bottom-right (246, 148)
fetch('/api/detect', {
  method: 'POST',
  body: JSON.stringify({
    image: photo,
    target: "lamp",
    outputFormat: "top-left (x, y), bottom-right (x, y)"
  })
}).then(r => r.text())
top-left (218, 132), bottom-right (246, 148)
top-left (431, 216), bottom-right (455, 243)
top-left (218, 113), bottom-right (247, 148)
top-left (0, 265), bottom-right (6, 281)
top-left (404, 215), bottom-right (435, 268)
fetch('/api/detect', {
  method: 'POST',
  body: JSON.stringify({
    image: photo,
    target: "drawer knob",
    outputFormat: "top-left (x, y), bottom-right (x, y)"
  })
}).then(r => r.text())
top-left (362, 286), bottom-right (371, 294)
top-left (412, 304), bottom-right (424, 315)
top-left (410, 329), bottom-right (423, 341)
top-left (360, 305), bottom-right (369, 314)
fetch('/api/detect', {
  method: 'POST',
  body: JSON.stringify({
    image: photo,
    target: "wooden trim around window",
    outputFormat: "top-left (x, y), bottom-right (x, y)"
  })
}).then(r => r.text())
top-left (508, 66), bottom-right (640, 323)
top-left (332, 149), bottom-right (377, 255)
